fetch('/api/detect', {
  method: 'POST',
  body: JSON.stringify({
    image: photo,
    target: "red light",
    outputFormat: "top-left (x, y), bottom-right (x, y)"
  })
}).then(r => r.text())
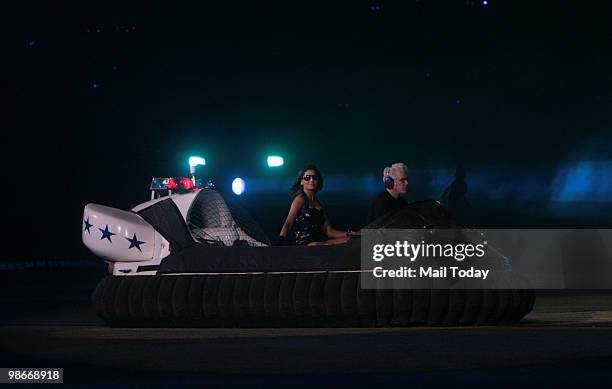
top-left (180, 177), bottom-right (194, 190)
top-left (167, 178), bottom-right (178, 189)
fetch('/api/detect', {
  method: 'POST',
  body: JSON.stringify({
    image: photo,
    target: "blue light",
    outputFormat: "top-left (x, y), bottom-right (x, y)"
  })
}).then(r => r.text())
top-left (232, 177), bottom-right (246, 195)
top-left (551, 161), bottom-right (612, 202)
top-left (483, 0), bottom-right (488, 5)
top-left (27, 40), bottom-right (36, 48)
top-left (92, 83), bottom-right (98, 89)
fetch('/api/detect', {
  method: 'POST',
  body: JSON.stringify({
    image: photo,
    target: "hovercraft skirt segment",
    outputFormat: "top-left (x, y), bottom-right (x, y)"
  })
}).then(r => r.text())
top-left (92, 273), bottom-right (535, 327)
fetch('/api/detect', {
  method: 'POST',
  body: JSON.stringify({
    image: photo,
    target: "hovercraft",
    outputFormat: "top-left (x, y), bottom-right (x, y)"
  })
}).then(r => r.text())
top-left (83, 176), bottom-right (535, 327)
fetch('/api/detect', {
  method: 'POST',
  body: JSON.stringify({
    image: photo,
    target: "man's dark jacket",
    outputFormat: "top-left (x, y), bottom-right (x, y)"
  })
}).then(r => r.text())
top-left (367, 190), bottom-right (407, 224)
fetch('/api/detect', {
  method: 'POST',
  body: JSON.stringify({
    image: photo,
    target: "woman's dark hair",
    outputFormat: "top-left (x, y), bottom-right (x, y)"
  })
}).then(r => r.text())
top-left (290, 164), bottom-right (324, 195)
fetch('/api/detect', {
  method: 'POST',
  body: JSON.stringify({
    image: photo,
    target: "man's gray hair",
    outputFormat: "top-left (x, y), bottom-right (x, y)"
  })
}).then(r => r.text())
top-left (383, 162), bottom-right (408, 181)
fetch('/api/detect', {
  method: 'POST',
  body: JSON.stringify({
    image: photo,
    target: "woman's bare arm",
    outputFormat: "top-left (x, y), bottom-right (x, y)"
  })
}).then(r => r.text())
top-left (323, 218), bottom-right (349, 239)
top-left (279, 196), bottom-right (305, 237)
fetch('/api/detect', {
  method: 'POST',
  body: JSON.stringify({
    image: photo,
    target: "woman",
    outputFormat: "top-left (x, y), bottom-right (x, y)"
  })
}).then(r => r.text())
top-left (279, 164), bottom-right (358, 246)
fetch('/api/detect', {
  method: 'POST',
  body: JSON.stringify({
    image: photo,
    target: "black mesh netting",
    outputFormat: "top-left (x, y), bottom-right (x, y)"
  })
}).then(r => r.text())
top-left (225, 198), bottom-right (272, 245)
top-left (187, 189), bottom-right (270, 246)
top-left (136, 198), bottom-right (195, 252)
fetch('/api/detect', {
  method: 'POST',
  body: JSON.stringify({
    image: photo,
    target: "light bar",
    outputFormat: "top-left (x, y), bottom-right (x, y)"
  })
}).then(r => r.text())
top-left (150, 177), bottom-right (205, 191)
top-left (150, 178), bottom-right (175, 190)
top-left (179, 177), bottom-right (194, 190)
top-left (267, 155), bottom-right (284, 167)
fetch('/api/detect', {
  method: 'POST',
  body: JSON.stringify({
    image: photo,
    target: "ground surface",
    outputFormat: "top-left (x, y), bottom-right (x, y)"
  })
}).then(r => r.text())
top-left (1, 268), bottom-right (612, 387)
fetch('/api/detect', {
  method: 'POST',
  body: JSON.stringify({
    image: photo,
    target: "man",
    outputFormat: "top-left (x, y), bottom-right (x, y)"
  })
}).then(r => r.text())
top-left (367, 162), bottom-right (409, 224)
top-left (367, 163), bottom-right (410, 326)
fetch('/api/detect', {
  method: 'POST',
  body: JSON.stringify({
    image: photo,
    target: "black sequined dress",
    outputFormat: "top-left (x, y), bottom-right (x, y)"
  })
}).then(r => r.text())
top-left (291, 195), bottom-right (328, 245)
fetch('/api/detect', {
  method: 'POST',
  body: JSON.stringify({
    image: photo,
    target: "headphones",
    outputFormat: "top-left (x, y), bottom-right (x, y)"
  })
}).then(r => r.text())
top-left (383, 173), bottom-right (395, 189)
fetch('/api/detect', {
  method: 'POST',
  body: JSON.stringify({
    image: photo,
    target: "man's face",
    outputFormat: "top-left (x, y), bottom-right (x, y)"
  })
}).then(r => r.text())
top-left (393, 173), bottom-right (409, 195)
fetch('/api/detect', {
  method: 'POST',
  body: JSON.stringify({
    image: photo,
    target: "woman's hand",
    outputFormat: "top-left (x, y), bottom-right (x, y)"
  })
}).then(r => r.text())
top-left (307, 241), bottom-right (328, 246)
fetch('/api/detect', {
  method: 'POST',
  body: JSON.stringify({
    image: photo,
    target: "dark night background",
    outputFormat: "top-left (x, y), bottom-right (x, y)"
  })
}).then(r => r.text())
top-left (4, 0), bottom-right (612, 262)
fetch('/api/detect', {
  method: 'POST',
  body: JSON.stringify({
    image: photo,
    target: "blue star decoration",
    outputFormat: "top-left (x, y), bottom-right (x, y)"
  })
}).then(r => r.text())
top-left (126, 233), bottom-right (146, 252)
top-left (99, 225), bottom-right (115, 243)
top-left (83, 216), bottom-right (93, 234)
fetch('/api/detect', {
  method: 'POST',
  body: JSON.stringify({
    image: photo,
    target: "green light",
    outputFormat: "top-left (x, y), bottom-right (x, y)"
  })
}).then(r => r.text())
top-left (189, 156), bottom-right (206, 167)
top-left (267, 155), bottom-right (284, 167)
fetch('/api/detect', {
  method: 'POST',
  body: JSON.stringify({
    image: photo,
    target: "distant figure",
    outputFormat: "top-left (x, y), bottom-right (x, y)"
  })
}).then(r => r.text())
top-left (367, 163), bottom-right (409, 224)
top-left (441, 166), bottom-right (472, 224)
top-left (279, 164), bottom-right (358, 246)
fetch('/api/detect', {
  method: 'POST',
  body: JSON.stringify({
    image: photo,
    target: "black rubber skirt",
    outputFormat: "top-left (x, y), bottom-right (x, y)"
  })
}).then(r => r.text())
top-left (92, 272), bottom-right (535, 327)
